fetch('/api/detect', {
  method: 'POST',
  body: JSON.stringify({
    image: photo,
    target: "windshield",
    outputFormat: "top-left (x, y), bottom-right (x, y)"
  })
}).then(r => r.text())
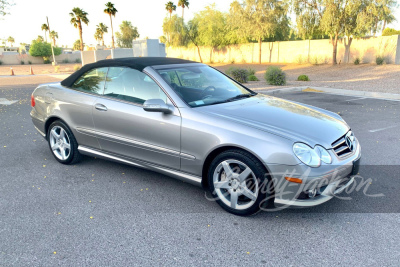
top-left (156, 65), bottom-right (256, 107)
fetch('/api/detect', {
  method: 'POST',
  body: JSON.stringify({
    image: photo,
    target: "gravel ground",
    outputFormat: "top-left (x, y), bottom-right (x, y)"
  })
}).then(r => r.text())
top-left (0, 63), bottom-right (78, 76)
top-left (211, 63), bottom-right (400, 94)
top-left (1, 62), bottom-right (399, 94)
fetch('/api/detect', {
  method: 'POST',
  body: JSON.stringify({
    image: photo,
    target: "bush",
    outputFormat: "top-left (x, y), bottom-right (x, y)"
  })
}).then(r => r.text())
top-left (354, 58), bottom-right (360, 65)
top-left (44, 58), bottom-right (51, 64)
top-left (248, 74), bottom-right (259, 81)
top-left (225, 66), bottom-right (238, 77)
top-left (0, 60), bottom-right (2, 65)
top-left (231, 68), bottom-right (248, 83)
top-left (297, 75), bottom-right (309, 81)
top-left (265, 66), bottom-right (286, 86)
top-left (295, 55), bottom-right (305, 64)
top-left (29, 40), bottom-right (61, 61)
top-left (28, 61), bottom-right (32, 65)
top-left (20, 60), bottom-right (25, 65)
top-left (247, 68), bottom-right (256, 76)
top-left (376, 56), bottom-right (385, 65)
top-left (75, 58), bottom-right (81, 63)
top-left (62, 59), bottom-right (70, 63)
top-left (382, 28), bottom-right (400, 36)
top-left (54, 65), bottom-right (60, 73)
top-left (73, 64), bottom-right (81, 71)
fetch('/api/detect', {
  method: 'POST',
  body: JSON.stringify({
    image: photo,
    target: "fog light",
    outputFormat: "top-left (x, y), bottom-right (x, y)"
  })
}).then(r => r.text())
top-left (307, 189), bottom-right (317, 198)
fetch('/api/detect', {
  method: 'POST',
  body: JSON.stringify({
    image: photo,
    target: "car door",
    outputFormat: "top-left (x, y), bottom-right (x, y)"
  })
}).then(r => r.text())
top-left (63, 67), bottom-right (108, 149)
top-left (91, 67), bottom-right (181, 170)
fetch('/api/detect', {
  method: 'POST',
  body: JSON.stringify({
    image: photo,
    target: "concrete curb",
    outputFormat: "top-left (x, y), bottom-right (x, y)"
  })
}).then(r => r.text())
top-left (258, 86), bottom-right (400, 101)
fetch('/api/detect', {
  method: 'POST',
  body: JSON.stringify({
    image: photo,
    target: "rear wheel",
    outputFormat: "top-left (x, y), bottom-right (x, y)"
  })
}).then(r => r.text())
top-left (207, 149), bottom-right (271, 216)
top-left (47, 120), bottom-right (82, 165)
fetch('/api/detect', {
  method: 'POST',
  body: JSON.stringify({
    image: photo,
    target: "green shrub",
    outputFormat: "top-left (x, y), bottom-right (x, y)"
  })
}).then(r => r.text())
top-left (73, 64), bottom-right (81, 71)
top-left (382, 28), bottom-right (400, 36)
top-left (231, 68), bottom-right (248, 83)
top-left (376, 56), bottom-right (385, 65)
top-left (265, 66), bottom-right (286, 86)
top-left (247, 68), bottom-right (256, 76)
top-left (0, 60), bottom-right (3, 65)
top-left (354, 58), bottom-right (360, 65)
top-left (230, 59), bottom-right (235, 64)
top-left (75, 58), bottom-right (81, 63)
top-left (225, 66), bottom-right (238, 77)
top-left (28, 61), bottom-right (32, 65)
top-left (297, 75), bottom-right (309, 81)
top-left (20, 60), bottom-right (25, 65)
top-left (62, 59), bottom-right (70, 63)
top-left (248, 74), bottom-right (259, 81)
top-left (44, 58), bottom-right (51, 64)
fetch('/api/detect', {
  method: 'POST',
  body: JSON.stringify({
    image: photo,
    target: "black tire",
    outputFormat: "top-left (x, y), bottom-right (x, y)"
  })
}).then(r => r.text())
top-left (47, 120), bottom-right (82, 165)
top-left (207, 149), bottom-right (272, 216)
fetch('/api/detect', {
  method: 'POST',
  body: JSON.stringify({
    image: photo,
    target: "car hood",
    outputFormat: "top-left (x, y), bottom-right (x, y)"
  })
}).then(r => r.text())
top-left (199, 94), bottom-right (349, 148)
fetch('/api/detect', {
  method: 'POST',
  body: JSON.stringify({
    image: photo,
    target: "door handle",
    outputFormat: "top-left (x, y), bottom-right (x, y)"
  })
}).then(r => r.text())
top-left (95, 103), bottom-right (108, 111)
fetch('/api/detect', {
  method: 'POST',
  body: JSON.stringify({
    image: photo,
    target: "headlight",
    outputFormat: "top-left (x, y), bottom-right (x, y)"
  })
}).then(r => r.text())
top-left (315, 145), bottom-right (332, 164)
top-left (293, 143), bottom-right (321, 167)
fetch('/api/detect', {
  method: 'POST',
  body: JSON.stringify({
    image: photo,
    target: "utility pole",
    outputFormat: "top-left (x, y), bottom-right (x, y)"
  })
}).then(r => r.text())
top-left (47, 16), bottom-right (57, 65)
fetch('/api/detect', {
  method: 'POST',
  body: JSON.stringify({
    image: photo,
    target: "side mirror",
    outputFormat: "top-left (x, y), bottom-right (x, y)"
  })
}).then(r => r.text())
top-left (143, 99), bottom-right (172, 114)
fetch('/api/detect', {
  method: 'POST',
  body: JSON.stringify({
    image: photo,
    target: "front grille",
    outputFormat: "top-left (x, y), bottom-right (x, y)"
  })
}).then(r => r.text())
top-left (331, 131), bottom-right (355, 158)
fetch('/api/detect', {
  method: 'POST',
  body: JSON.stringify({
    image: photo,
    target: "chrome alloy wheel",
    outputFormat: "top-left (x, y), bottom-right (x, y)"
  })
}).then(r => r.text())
top-left (49, 126), bottom-right (71, 161)
top-left (213, 159), bottom-right (259, 210)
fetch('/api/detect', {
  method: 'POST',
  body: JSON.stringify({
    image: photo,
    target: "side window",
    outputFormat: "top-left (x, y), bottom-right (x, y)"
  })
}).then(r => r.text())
top-left (71, 67), bottom-right (108, 94)
top-left (103, 67), bottom-right (167, 105)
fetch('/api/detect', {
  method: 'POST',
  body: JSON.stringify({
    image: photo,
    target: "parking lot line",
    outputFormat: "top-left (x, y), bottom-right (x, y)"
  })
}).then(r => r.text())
top-left (368, 125), bottom-right (399, 133)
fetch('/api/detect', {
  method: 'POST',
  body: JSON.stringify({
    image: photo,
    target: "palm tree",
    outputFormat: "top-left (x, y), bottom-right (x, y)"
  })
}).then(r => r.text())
top-left (41, 24), bottom-right (49, 42)
top-left (96, 23), bottom-right (108, 46)
top-left (94, 29), bottom-right (102, 45)
top-left (7, 36), bottom-right (14, 47)
top-left (178, 0), bottom-right (189, 21)
top-left (70, 7), bottom-right (89, 51)
top-left (104, 2), bottom-right (117, 49)
top-left (165, 1), bottom-right (176, 19)
top-left (49, 31), bottom-right (58, 46)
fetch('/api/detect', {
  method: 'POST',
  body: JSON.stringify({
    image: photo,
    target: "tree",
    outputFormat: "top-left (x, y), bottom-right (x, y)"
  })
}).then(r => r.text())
top-left (36, 36), bottom-right (44, 42)
top-left (165, 1), bottom-right (176, 19)
top-left (7, 36), bottom-right (14, 47)
top-left (49, 31), bottom-right (58, 46)
top-left (293, 0), bottom-right (378, 65)
top-left (96, 23), bottom-right (108, 46)
top-left (29, 39), bottom-right (61, 61)
top-left (70, 7), bottom-right (89, 51)
top-left (41, 24), bottom-right (49, 42)
top-left (1, 0), bottom-right (13, 16)
top-left (229, 0), bottom-right (289, 64)
top-left (104, 2), bottom-right (117, 49)
top-left (178, 0), bottom-right (189, 21)
top-left (73, 39), bottom-right (82, 51)
top-left (115, 21), bottom-right (140, 48)
top-left (192, 4), bottom-right (231, 62)
top-left (185, 18), bottom-right (203, 62)
top-left (162, 15), bottom-right (188, 46)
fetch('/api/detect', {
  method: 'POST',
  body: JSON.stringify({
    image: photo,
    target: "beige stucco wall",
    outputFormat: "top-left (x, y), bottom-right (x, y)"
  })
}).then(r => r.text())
top-left (166, 35), bottom-right (399, 64)
top-left (0, 53), bottom-right (81, 65)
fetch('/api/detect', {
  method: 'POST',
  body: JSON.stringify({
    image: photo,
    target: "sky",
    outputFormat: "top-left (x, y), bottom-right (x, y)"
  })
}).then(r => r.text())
top-left (1, 0), bottom-right (399, 48)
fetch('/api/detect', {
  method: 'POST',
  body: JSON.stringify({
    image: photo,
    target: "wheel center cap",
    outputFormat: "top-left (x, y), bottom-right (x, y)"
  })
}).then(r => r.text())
top-left (231, 179), bottom-right (240, 190)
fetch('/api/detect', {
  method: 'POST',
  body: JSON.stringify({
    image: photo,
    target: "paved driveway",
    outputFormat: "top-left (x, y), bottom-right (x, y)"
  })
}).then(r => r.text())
top-left (0, 85), bottom-right (399, 266)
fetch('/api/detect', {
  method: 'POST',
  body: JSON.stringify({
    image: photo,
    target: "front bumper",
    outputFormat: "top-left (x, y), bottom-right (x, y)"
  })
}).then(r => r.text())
top-left (269, 142), bottom-right (361, 208)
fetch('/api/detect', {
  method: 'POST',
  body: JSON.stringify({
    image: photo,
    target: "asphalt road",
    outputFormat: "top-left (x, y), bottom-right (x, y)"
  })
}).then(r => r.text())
top-left (1, 84), bottom-right (399, 266)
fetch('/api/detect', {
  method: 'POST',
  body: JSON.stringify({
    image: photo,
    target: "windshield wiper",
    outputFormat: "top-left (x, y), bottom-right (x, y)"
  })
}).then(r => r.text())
top-left (224, 93), bottom-right (256, 102)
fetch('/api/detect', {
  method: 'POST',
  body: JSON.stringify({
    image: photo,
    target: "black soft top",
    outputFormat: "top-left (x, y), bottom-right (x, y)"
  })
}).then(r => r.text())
top-left (61, 57), bottom-right (197, 87)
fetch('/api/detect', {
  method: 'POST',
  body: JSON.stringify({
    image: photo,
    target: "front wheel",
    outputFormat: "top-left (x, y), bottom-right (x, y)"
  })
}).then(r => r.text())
top-left (47, 120), bottom-right (82, 165)
top-left (207, 149), bottom-right (272, 216)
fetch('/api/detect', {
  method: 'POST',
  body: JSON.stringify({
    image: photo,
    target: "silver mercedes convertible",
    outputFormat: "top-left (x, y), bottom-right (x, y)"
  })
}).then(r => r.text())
top-left (30, 57), bottom-right (361, 215)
